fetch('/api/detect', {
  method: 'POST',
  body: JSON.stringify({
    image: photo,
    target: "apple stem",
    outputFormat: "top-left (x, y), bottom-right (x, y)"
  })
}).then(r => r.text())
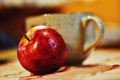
top-left (25, 35), bottom-right (30, 42)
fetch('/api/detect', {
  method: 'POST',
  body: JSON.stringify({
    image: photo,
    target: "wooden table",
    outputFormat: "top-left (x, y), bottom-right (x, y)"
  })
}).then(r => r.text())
top-left (0, 48), bottom-right (120, 80)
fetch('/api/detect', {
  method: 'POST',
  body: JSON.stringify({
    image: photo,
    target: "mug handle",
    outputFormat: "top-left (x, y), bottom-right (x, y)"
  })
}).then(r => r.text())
top-left (81, 16), bottom-right (104, 53)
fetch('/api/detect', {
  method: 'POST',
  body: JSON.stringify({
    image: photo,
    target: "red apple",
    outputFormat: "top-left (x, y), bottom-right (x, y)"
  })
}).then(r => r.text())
top-left (17, 26), bottom-right (67, 75)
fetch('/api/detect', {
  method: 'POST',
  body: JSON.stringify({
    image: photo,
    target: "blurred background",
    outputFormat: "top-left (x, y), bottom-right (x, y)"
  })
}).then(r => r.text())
top-left (0, 0), bottom-right (120, 59)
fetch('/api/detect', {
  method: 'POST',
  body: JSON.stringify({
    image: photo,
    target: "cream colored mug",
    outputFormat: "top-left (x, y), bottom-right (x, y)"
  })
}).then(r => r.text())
top-left (26, 13), bottom-right (104, 65)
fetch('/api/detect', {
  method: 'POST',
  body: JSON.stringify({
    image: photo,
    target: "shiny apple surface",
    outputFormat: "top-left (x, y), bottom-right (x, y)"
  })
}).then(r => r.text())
top-left (17, 26), bottom-right (67, 75)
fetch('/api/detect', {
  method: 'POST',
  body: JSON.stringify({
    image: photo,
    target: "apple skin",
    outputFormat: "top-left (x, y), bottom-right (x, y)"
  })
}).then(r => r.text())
top-left (17, 26), bottom-right (67, 75)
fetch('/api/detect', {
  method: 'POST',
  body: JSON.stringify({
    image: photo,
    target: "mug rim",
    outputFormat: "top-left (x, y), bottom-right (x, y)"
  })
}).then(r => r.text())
top-left (42, 12), bottom-right (93, 16)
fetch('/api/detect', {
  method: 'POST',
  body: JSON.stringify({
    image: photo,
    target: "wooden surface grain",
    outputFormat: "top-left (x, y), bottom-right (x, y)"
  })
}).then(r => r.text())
top-left (0, 48), bottom-right (120, 80)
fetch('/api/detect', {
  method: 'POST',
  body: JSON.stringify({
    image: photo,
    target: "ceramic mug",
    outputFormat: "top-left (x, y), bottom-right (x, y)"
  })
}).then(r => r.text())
top-left (26, 13), bottom-right (104, 65)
